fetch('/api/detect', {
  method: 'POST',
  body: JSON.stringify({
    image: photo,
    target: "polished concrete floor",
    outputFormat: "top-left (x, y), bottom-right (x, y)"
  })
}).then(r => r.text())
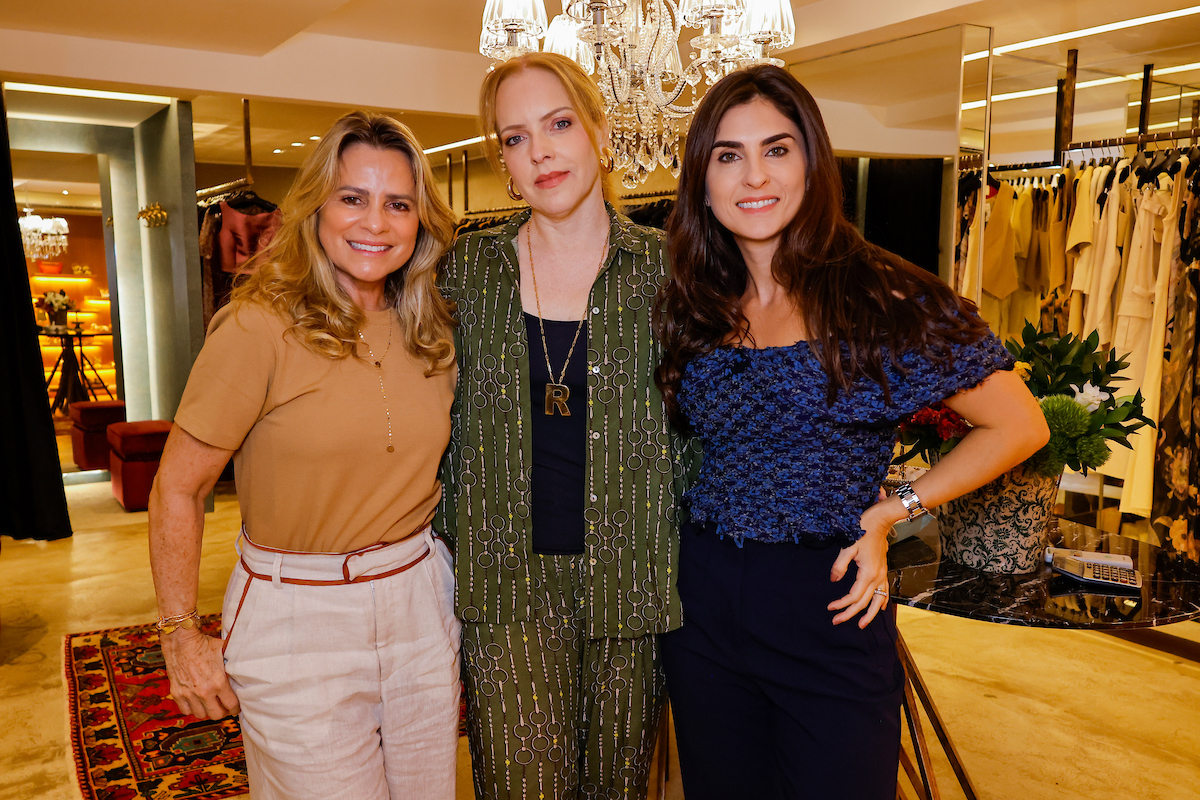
top-left (2, 479), bottom-right (1199, 799)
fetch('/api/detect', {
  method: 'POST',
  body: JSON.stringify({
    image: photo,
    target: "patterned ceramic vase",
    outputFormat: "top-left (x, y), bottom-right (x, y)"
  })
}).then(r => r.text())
top-left (937, 462), bottom-right (1061, 573)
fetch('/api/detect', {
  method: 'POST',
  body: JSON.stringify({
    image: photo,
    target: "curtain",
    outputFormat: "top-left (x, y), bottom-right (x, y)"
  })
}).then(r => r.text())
top-left (0, 90), bottom-right (72, 540)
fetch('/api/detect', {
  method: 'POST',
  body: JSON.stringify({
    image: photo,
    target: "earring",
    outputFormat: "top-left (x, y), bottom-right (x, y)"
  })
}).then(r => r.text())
top-left (600, 147), bottom-right (615, 174)
top-left (507, 176), bottom-right (523, 201)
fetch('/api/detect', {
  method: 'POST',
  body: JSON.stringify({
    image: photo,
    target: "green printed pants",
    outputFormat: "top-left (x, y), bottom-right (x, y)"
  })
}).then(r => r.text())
top-left (461, 553), bottom-right (667, 800)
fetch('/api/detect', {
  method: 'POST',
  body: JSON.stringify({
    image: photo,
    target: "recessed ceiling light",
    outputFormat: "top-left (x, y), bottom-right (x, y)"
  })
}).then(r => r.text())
top-left (62, 190), bottom-right (69, 195)
top-left (291, 142), bottom-right (303, 147)
top-left (273, 149), bottom-right (283, 154)
top-left (310, 135), bottom-right (320, 141)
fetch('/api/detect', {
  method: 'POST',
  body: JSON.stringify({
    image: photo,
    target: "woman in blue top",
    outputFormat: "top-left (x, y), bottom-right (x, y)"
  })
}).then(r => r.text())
top-left (653, 66), bottom-right (1049, 799)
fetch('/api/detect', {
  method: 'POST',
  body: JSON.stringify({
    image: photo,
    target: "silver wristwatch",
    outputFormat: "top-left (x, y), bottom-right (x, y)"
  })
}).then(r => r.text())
top-left (894, 482), bottom-right (929, 521)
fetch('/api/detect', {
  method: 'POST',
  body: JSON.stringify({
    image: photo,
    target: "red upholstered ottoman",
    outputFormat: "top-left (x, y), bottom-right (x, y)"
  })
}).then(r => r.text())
top-left (69, 400), bottom-right (126, 471)
top-left (108, 421), bottom-right (173, 511)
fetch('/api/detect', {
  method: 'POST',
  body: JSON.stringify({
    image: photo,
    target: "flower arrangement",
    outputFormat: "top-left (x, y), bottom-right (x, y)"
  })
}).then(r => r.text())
top-left (896, 323), bottom-right (1154, 477)
top-left (35, 290), bottom-right (76, 313)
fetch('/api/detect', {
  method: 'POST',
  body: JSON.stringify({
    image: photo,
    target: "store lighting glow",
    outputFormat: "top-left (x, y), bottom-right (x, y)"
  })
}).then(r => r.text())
top-left (309, 135), bottom-right (321, 141)
top-left (1131, 90), bottom-right (1200, 107)
top-left (1125, 118), bottom-right (1200, 134)
top-left (31, 274), bottom-right (92, 284)
top-left (291, 142), bottom-right (303, 146)
top-left (963, 6), bottom-right (1200, 62)
top-left (423, 136), bottom-right (485, 155)
top-left (963, 63), bottom-right (1200, 110)
top-left (273, 149), bottom-right (283, 154)
top-left (2, 82), bottom-right (172, 104)
top-left (83, 297), bottom-right (111, 307)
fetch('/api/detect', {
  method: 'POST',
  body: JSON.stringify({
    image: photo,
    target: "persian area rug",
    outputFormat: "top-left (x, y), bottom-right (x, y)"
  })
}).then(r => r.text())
top-left (67, 616), bottom-right (469, 800)
top-left (66, 615), bottom-right (248, 800)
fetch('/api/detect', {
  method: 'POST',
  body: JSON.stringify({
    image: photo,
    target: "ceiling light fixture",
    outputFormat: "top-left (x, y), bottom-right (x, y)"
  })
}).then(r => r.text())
top-left (422, 135), bottom-right (486, 155)
top-left (481, 0), bottom-right (796, 187)
top-left (1130, 89), bottom-right (1200, 107)
top-left (19, 207), bottom-right (69, 260)
top-left (962, 62), bottom-right (1200, 110)
top-left (273, 148), bottom-right (283, 153)
top-left (963, 6), bottom-right (1200, 62)
top-left (2, 81), bottom-right (172, 104)
top-left (310, 135), bottom-right (321, 140)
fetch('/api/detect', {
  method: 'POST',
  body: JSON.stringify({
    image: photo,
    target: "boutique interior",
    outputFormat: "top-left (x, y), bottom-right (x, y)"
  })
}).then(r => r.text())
top-left (2, 2), bottom-right (1200, 799)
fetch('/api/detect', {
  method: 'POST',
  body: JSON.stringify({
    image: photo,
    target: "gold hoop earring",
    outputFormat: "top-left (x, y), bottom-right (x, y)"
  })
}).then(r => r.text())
top-left (506, 176), bottom-right (523, 201)
top-left (599, 147), bottom-right (615, 174)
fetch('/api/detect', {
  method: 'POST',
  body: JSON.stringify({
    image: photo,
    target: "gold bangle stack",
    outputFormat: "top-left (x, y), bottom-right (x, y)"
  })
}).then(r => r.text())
top-left (156, 609), bottom-right (200, 635)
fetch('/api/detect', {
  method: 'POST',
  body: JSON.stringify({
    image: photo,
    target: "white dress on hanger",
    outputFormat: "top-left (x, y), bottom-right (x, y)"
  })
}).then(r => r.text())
top-left (1083, 160), bottom-right (1132, 346)
top-left (1121, 157), bottom-right (1190, 518)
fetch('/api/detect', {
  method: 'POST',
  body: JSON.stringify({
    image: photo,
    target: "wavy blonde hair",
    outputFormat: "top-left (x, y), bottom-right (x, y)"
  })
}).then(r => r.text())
top-left (478, 51), bottom-right (617, 206)
top-left (232, 111), bottom-right (456, 375)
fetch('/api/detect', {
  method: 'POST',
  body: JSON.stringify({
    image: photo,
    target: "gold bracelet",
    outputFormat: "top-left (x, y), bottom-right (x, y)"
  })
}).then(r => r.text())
top-left (156, 609), bottom-right (200, 635)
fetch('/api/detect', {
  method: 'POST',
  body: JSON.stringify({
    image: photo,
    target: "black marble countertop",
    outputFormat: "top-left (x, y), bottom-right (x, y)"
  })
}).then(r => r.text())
top-left (886, 518), bottom-right (1200, 629)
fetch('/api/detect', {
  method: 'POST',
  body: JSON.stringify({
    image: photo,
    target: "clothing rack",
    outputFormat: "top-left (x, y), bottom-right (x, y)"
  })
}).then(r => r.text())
top-left (196, 99), bottom-right (255, 199)
top-left (986, 160), bottom-right (1062, 173)
top-left (1066, 128), bottom-right (1200, 152)
top-left (463, 202), bottom-right (527, 216)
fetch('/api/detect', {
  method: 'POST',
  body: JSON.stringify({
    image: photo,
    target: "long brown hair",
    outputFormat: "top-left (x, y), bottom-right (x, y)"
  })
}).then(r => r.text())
top-left (654, 65), bottom-right (988, 429)
top-left (233, 111), bottom-right (456, 375)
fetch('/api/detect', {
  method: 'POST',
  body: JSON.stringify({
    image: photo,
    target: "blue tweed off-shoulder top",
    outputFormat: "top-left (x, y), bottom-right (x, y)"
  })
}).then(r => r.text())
top-left (677, 330), bottom-right (1014, 547)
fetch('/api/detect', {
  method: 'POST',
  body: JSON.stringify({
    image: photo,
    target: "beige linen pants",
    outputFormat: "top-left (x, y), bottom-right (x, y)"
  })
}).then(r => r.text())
top-left (222, 529), bottom-right (461, 800)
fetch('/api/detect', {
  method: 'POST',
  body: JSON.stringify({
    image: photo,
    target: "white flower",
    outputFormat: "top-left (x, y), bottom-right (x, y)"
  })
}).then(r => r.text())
top-left (1071, 382), bottom-right (1110, 413)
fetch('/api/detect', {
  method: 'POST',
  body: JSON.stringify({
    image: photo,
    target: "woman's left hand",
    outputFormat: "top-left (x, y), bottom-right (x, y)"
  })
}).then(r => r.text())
top-left (827, 494), bottom-right (898, 627)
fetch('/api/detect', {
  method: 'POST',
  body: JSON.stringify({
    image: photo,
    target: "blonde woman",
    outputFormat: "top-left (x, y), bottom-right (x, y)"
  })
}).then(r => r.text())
top-left (438, 52), bottom-right (694, 800)
top-left (149, 112), bottom-right (460, 799)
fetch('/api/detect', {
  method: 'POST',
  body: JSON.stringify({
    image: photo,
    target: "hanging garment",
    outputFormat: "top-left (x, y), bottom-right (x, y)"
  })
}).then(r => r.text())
top-left (217, 201), bottom-right (281, 275)
top-left (1122, 159), bottom-right (1190, 519)
top-left (1065, 166), bottom-right (1097, 335)
top-left (976, 183), bottom-right (1019, 335)
top-left (1083, 160), bottom-right (1132, 345)
top-left (1151, 175), bottom-right (1200, 558)
top-left (1113, 176), bottom-right (1172, 390)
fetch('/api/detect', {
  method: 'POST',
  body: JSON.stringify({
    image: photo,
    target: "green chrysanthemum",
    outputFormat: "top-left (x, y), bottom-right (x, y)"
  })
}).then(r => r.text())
top-left (1075, 433), bottom-right (1112, 470)
top-left (1040, 394), bottom-right (1091, 438)
top-left (1028, 444), bottom-right (1066, 478)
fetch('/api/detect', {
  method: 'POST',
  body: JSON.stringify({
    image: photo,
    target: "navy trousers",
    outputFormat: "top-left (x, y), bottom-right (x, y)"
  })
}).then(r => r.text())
top-left (662, 523), bottom-right (905, 800)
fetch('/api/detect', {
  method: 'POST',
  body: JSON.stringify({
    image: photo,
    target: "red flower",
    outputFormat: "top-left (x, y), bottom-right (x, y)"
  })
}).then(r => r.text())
top-left (171, 771), bottom-right (228, 792)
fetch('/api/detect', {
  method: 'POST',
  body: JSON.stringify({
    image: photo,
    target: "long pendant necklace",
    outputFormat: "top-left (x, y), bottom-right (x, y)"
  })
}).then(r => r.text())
top-left (357, 316), bottom-right (395, 452)
top-left (526, 223), bottom-right (608, 416)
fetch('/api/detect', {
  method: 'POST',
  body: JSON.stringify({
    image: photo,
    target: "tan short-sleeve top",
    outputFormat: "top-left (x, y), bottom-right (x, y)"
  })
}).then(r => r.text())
top-left (174, 302), bottom-right (455, 553)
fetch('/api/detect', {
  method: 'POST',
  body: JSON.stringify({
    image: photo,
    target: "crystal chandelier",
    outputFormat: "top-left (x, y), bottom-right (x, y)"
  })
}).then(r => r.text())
top-left (19, 207), bottom-right (69, 261)
top-left (481, 0), bottom-right (796, 187)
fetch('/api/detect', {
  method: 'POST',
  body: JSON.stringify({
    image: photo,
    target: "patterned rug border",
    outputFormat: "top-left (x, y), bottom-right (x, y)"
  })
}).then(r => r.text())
top-left (65, 614), bottom-right (248, 800)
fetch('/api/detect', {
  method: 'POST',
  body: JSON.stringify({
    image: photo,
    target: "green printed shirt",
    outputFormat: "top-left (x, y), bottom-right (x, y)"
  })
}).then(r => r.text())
top-left (436, 206), bottom-right (696, 639)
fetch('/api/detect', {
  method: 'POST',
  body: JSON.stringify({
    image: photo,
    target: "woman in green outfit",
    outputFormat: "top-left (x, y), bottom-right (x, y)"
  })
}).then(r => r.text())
top-left (437, 52), bottom-right (693, 800)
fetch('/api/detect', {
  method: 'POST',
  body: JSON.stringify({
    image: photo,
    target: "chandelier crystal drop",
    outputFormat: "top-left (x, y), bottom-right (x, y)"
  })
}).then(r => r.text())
top-left (19, 206), bottom-right (69, 261)
top-left (481, 0), bottom-right (796, 187)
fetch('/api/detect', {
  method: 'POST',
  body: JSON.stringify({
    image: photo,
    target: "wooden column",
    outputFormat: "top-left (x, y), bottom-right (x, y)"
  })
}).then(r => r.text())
top-left (462, 150), bottom-right (470, 213)
top-left (1054, 49), bottom-right (1077, 164)
top-left (242, 99), bottom-right (253, 185)
top-left (1138, 65), bottom-right (1154, 136)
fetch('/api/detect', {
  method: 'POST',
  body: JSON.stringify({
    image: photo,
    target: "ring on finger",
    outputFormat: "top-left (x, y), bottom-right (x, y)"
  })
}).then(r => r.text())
top-left (873, 587), bottom-right (889, 599)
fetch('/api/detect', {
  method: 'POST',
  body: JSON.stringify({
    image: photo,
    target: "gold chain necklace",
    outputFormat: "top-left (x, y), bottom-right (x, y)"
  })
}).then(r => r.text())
top-left (357, 316), bottom-right (395, 453)
top-left (525, 223), bottom-right (608, 416)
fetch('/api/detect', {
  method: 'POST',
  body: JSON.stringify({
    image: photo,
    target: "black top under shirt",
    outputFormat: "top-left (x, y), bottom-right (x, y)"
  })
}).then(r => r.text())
top-left (524, 313), bottom-right (588, 555)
